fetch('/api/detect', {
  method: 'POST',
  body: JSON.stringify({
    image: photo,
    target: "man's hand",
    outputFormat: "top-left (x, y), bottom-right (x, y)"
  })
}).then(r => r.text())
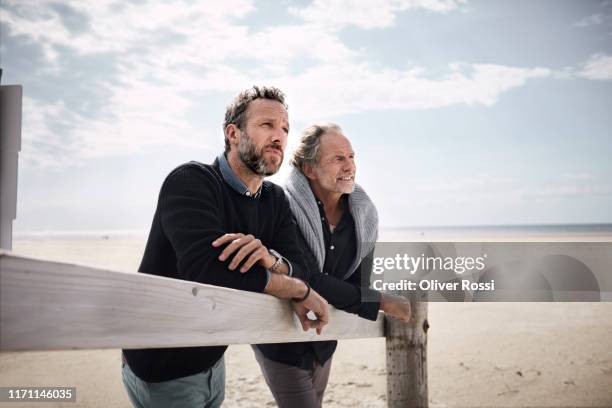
top-left (212, 233), bottom-right (276, 272)
top-left (380, 294), bottom-right (411, 322)
top-left (291, 288), bottom-right (329, 335)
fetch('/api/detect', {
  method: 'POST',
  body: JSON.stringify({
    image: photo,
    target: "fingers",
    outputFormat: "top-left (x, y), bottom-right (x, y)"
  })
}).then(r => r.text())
top-left (303, 293), bottom-right (328, 319)
top-left (212, 233), bottom-right (244, 248)
top-left (310, 317), bottom-right (326, 335)
top-left (299, 314), bottom-right (325, 333)
top-left (297, 314), bottom-right (310, 332)
top-left (240, 246), bottom-right (268, 273)
top-left (227, 238), bottom-right (262, 270)
top-left (317, 311), bottom-right (329, 328)
top-left (216, 234), bottom-right (253, 262)
top-left (292, 301), bottom-right (327, 334)
top-left (213, 233), bottom-right (270, 272)
top-left (219, 234), bottom-right (252, 261)
top-left (305, 299), bottom-right (329, 335)
top-left (388, 302), bottom-right (411, 322)
top-left (391, 313), bottom-right (410, 323)
top-left (295, 309), bottom-right (315, 332)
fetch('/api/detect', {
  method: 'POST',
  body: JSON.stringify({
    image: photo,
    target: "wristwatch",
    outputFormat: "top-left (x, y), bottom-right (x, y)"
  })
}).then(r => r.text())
top-left (268, 249), bottom-right (283, 273)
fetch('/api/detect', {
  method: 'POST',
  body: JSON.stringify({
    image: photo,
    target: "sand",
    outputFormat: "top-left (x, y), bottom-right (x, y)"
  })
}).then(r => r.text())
top-left (1, 238), bottom-right (611, 407)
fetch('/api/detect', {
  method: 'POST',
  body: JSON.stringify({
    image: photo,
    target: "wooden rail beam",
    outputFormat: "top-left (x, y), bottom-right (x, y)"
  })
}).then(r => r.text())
top-left (0, 252), bottom-right (383, 351)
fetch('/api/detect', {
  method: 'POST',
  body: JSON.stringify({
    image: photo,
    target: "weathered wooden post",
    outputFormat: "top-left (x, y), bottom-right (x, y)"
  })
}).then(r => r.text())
top-left (0, 73), bottom-right (23, 251)
top-left (385, 299), bottom-right (429, 407)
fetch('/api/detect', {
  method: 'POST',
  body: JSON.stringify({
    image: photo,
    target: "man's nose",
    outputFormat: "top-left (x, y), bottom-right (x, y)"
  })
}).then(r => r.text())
top-left (344, 159), bottom-right (356, 173)
top-left (271, 127), bottom-right (287, 146)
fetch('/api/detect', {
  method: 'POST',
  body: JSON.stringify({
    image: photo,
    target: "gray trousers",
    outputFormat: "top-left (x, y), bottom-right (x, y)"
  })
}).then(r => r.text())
top-left (122, 357), bottom-right (225, 408)
top-left (253, 346), bottom-right (332, 408)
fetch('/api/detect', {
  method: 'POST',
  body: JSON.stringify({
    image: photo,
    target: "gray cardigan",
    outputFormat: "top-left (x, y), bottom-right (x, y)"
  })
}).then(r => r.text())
top-left (284, 167), bottom-right (378, 280)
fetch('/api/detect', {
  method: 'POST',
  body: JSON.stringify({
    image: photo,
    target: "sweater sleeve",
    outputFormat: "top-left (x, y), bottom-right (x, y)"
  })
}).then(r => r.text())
top-left (159, 165), bottom-right (268, 293)
top-left (344, 250), bottom-right (381, 320)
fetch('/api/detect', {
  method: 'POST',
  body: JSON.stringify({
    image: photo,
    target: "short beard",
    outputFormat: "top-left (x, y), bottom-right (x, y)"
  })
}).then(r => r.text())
top-left (237, 131), bottom-right (281, 176)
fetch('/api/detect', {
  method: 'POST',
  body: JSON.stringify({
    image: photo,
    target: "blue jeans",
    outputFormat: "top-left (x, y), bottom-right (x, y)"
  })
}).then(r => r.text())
top-left (122, 357), bottom-right (225, 408)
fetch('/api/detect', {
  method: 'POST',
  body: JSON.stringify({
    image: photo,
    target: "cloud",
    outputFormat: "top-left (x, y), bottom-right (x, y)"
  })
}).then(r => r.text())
top-left (2, 0), bottom-right (257, 166)
top-left (577, 53), bottom-right (612, 80)
top-left (19, 90), bottom-right (209, 168)
top-left (277, 62), bottom-right (551, 119)
top-left (290, 0), bottom-right (466, 29)
top-left (1, 0), bottom-right (590, 169)
top-left (1, 0), bottom-right (255, 55)
top-left (573, 13), bottom-right (605, 27)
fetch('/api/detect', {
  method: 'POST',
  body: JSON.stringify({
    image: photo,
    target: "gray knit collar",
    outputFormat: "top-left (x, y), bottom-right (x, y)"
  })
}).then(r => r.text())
top-left (284, 167), bottom-right (378, 279)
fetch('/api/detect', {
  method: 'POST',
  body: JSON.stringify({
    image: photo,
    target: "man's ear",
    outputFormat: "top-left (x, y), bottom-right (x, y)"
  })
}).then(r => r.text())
top-left (225, 124), bottom-right (240, 148)
top-left (303, 163), bottom-right (317, 180)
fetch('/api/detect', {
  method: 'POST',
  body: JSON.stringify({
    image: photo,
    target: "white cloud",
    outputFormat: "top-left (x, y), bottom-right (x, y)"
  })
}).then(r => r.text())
top-left (0, 0), bottom-right (558, 167)
top-left (573, 13), bottom-right (605, 27)
top-left (20, 89), bottom-right (211, 168)
top-left (290, 0), bottom-right (466, 29)
top-left (2, 0), bottom-right (258, 166)
top-left (1, 0), bottom-right (256, 55)
top-left (577, 53), bottom-right (612, 80)
top-left (277, 62), bottom-right (550, 119)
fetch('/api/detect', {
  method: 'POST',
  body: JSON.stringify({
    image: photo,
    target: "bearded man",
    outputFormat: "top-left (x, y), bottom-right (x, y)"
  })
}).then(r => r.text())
top-left (121, 86), bottom-right (329, 408)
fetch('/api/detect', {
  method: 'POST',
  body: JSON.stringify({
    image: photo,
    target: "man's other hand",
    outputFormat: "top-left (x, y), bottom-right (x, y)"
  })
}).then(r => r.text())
top-left (291, 288), bottom-right (329, 335)
top-left (380, 294), bottom-right (411, 323)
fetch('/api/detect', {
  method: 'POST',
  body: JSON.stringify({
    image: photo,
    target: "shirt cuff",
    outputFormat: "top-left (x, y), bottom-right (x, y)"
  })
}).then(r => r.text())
top-left (265, 270), bottom-right (272, 288)
top-left (283, 255), bottom-right (293, 277)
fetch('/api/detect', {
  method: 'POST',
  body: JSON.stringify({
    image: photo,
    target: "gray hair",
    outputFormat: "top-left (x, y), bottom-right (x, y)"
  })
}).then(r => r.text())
top-left (290, 122), bottom-right (343, 171)
top-left (223, 86), bottom-right (288, 154)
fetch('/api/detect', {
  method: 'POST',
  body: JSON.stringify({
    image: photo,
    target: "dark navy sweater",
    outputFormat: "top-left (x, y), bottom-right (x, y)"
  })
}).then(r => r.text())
top-left (123, 159), bottom-right (304, 382)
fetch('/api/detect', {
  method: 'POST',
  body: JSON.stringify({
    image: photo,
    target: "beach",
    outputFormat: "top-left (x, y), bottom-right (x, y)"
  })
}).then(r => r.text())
top-left (1, 233), bottom-right (612, 407)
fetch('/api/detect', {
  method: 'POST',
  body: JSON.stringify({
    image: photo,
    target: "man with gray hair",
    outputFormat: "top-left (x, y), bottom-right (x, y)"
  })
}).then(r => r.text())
top-left (254, 123), bottom-right (411, 408)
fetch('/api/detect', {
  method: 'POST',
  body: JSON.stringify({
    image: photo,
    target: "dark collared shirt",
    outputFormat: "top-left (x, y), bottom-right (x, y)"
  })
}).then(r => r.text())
top-left (316, 195), bottom-right (356, 280)
top-left (218, 153), bottom-right (262, 198)
top-left (257, 195), bottom-right (380, 369)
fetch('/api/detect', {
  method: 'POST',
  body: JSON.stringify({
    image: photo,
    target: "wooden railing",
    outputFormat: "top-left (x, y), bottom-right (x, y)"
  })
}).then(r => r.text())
top-left (0, 251), bottom-right (428, 407)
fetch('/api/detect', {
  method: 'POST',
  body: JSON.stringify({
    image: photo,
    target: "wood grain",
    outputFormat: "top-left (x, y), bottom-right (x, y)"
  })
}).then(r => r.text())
top-left (0, 253), bottom-right (383, 351)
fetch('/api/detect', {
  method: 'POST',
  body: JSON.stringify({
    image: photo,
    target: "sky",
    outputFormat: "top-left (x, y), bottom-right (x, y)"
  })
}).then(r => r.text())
top-left (1, 0), bottom-right (611, 233)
